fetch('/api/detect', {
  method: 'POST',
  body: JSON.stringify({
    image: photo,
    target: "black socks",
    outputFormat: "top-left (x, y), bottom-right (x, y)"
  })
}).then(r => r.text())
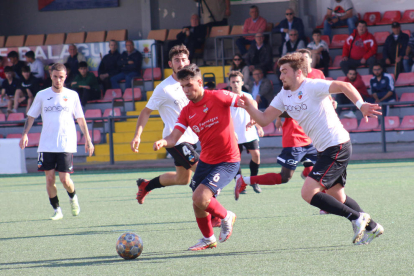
top-left (310, 192), bottom-right (360, 221)
top-left (49, 196), bottom-right (60, 209)
top-left (146, 176), bottom-right (163, 191)
top-left (249, 160), bottom-right (259, 176)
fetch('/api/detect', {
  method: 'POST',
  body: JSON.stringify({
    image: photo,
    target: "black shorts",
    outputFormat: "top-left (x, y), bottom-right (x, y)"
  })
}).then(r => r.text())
top-left (38, 152), bottom-right (74, 173)
top-left (166, 142), bottom-right (199, 170)
top-left (238, 139), bottom-right (260, 154)
top-left (277, 144), bottom-right (317, 170)
top-left (309, 141), bottom-right (352, 189)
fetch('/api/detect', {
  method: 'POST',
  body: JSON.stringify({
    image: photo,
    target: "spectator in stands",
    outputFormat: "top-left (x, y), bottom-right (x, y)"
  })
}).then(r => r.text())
top-left (403, 31), bottom-right (414, 72)
top-left (71, 61), bottom-right (100, 107)
top-left (247, 68), bottom-right (273, 109)
top-left (340, 20), bottom-right (377, 75)
top-left (246, 33), bottom-right (273, 74)
top-left (168, 14), bottom-right (207, 61)
top-left (98, 40), bottom-right (121, 92)
top-left (323, 0), bottom-right (358, 38)
top-left (1, 66), bottom-right (23, 113)
top-left (236, 5), bottom-right (267, 56)
top-left (7, 51), bottom-right (26, 79)
top-left (197, 0), bottom-right (231, 29)
top-left (273, 8), bottom-right (305, 56)
top-left (110, 40), bottom-right (142, 89)
top-left (307, 29), bottom-right (330, 76)
top-left (229, 54), bottom-right (250, 90)
top-left (24, 51), bottom-right (45, 81)
top-left (64, 63), bottom-right (75, 89)
top-left (281, 29), bottom-right (305, 57)
top-left (382, 22), bottom-right (409, 75)
top-left (0, 57), bottom-right (5, 86)
top-left (64, 44), bottom-right (86, 79)
top-left (43, 63), bottom-right (54, 88)
top-left (335, 67), bottom-right (372, 118)
top-left (370, 63), bottom-right (396, 116)
top-left (13, 66), bottom-right (39, 114)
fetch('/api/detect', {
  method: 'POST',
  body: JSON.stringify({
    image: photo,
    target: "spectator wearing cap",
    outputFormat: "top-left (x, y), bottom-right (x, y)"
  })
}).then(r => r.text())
top-left (25, 51), bottom-right (45, 81)
top-left (236, 5), bottom-right (267, 56)
top-left (71, 61), bottom-right (100, 106)
top-left (273, 8), bottom-right (305, 56)
top-left (98, 40), bottom-right (121, 91)
top-left (64, 44), bottom-right (86, 79)
top-left (382, 22), bottom-right (409, 74)
top-left (323, 0), bottom-right (358, 38)
top-left (246, 32), bottom-right (273, 74)
top-left (7, 51), bottom-right (26, 79)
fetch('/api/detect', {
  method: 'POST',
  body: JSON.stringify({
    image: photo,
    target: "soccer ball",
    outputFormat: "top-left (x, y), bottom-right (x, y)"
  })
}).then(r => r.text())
top-left (116, 232), bottom-right (143, 260)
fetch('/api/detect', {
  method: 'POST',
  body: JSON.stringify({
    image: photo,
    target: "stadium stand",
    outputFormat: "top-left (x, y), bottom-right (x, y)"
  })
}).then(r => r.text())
top-left (209, 26), bottom-right (231, 38)
top-left (85, 31), bottom-right (106, 43)
top-left (5, 35), bottom-right (25, 47)
top-left (330, 34), bottom-right (348, 49)
top-left (262, 123), bottom-right (275, 136)
top-left (340, 118), bottom-right (358, 132)
top-left (44, 33), bottom-right (65, 45)
top-left (84, 109), bottom-right (103, 123)
top-left (147, 29), bottom-right (168, 42)
top-left (103, 108), bottom-right (122, 122)
top-left (361, 74), bottom-right (373, 87)
top-left (374, 31), bottom-right (390, 45)
top-left (6, 113), bottom-right (25, 126)
top-left (123, 88), bottom-right (142, 102)
top-left (166, 29), bottom-right (181, 41)
top-left (24, 34), bottom-right (45, 46)
top-left (79, 129), bottom-right (102, 145)
top-left (395, 115), bottom-right (414, 130)
top-left (143, 68), bottom-right (162, 81)
top-left (65, 32), bottom-right (85, 44)
top-left (0, 36), bottom-right (4, 47)
top-left (27, 133), bottom-right (41, 147)
top-left (321, 35), bottom-right (330, 47)
top-left (399, 93), bottom-right (414, 106)
top-left (395, 72), bottom-right (414, 87)
top-left (91, 89), bottom-right (122, 103)
top-left (363, 12), bottom-right (381, 26)
top-left (353, 117), bottom-right (379, 132)
top-left (377, 11), bottom-right (401, 25)
top-left (373, 116), bottom-right (400, 131)
top-left (329, 55), bottom-right (343, 70)
top-left (230, 25), bottom-right (243, 35)
top-left (105, 29), bottom-right (127, 41)
top-left (400, 10), bottom-right (414, 23)
top-left (0, 114), bottom-right (6, 123)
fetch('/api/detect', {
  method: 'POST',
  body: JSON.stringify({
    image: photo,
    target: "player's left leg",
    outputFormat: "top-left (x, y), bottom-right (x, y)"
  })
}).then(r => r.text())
top-left (248, 148), bottom-right (261, 193)
top-left (56, 153), bottom-right (79, 216)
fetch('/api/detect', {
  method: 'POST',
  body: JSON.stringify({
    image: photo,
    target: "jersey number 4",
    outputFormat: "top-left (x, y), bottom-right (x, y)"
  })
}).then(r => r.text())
top-left (182, 145), bottom-right (191, 156)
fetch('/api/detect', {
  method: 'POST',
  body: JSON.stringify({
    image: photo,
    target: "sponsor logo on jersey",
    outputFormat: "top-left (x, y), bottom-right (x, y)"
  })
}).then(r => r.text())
top-left (192, 125), bottom-right (200, 133)
top-left (288, 94), bottom-right (292, 98)
top-left (284, 103), bottom-right (307, 112)
top-left (63, 95), bottom-right (68, 102)
top-left (47, 97), bottom-right (53, 100)
top-left (44, 105), bottom-right (69, 112)
top-left (298, 91), bottom-right (303, 99)
top-left (203, 104), bottom-right (208, 113)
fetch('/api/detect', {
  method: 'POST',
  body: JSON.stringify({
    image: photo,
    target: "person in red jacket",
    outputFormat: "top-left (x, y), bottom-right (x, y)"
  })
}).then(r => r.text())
top-left (340, 20), bottom-right (377, 75)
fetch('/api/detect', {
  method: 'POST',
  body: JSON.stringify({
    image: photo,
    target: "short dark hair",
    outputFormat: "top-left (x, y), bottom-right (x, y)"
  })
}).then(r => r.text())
top-left (169, 44), bottom-right (190, 61)
top-left (78, 61), bottom-right (88, 68)
top-left (50, 63), bottom-right (67, 73)
top-left (372, 62), bottom-right (383, 69)
top-left (176, 64), bottom-right (201, 80)
top-left (250, 5), bottom-right (258, 10)
top-left (25, 51), bottom-right (35, 59)
top-left (312, 28), bottom-right (322, 35)
top-left (229, 70), bottom-right (244, 81)
top-left (7, 51), bottom-right (18, 59)
top-left (4, 66), bottom-right (13, 73)
top-left (357, 20), bottom-right (367, 26)
top-left (253, 67), bottom-right (263, 74)
top-left (0, 56), bottom-right (3, 61)
top-left (277, 52), bottom-right (308, 77)
top-left (297, 48), bottom-right (311, 57)
top-left (22, 65), bottom-right (31, 73)
top-left (347, 67), bottom-right (357, 73)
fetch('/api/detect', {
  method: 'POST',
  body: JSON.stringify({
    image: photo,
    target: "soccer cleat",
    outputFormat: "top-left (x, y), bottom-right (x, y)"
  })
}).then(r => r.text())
top-left (69, 195), bottom-right (80, 216)
top-left (50, 209), bottom-right (63, 220)
top-left (351, 212), bottom-right (371, 244)
top-left (219, 211), bottom-right (236, 243)
top-left (251, 184), bottom-right (262, 193)
top-left (188, 238), bottom-right (217, 251)
top-left (319, 210), bottom-right (329, 215)
top-left (240, 189), bottom-right (247, 194)
top-left (356, 223), bottom-right (384, 245)
top-left (136, 178), bottom-right (150, 204)
top-left (211, 216), bottom-right (221, 228)
top-left (235, 176), bottom-right (247, 201)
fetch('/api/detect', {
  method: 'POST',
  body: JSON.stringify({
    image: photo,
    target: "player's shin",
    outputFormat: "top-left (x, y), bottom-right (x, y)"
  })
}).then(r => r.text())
top-left (248, 173), bottom-right (282, 185)
top-left (205, 197), bottom-right (227, 219)
top-left (195, 213), bottom-right (214, 238)
top-left (310, 192), bottom-right (360, 220)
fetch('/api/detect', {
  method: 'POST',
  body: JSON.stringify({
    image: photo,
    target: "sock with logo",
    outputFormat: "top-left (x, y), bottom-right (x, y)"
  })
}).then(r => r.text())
top-left (248, 173), bottom-right (282, 185)
top-left (310, 192), bottom-right (360, 221)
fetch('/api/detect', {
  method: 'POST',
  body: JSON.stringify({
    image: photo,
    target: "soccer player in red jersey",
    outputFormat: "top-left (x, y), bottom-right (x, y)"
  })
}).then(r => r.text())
top-left (153, 64), bottom-right (241, 251)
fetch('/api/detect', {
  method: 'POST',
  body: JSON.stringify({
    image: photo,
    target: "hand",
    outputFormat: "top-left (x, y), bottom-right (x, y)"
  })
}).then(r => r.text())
top-left (275, 117), bottom-right (283, 130)
top-left (255, 95), bottom-right (261, 103)
top-left (238, 93), bottom-right (254, 110)
top-left (128, 60), bottom-right (134, 64)
top-left (331, 17), bottom-right (339, 24)
top-left (81, 85), bottom-right (91, 90)
top-left (19, 134), bottom-right (28, 149)
top-left (360, 103), bottom-right (382, 122)
top-left (403, 55), bottom-right (409, 60)
top-left (283, 28), bottom-right (289, 33)
top-left (225, 7), bottom-right (231, 17)
top-left (153, 139), bottom-right (166, 151)
top-left (360, 58), bottom-right (366, 64)
top-left (332, 100), bottom-right (338, 109)
top-left (246, 118), bottom-right (256, 130)
top-left (71, 82), bottom-right (77, 86)
top-left (257, 126), bottom-right (264, 137)
top-left (85, 141), bottom-right (94, 157)
top-left (385, 58), bottom-right (391, 65)
top-left (396, 56), bottom-right (402, 63)
top-left (342, 56), bottom-right (348, 61)
top-left (130, 136), bottom-right (141, 153)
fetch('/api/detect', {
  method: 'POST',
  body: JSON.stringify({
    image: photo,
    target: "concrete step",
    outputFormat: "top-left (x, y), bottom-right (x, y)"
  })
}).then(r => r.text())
top-left (106, 131), bottom-right (163, 143)
top-left (114, 120), bottom-right (163, 132)
top-left (94, 142), bottom-right (166, 155)
top-left (87, 152), bottom-right (166, 162)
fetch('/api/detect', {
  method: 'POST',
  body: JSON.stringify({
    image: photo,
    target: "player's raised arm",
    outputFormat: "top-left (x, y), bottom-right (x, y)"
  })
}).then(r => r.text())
top-left (131, 107), bottom-right (153, 153)
top-left (239, 93), bottom-right (282, 127)
top-left (19, 116), bottom-right (35, 149)
top-left (77, 117), bottom-right (94, 156)
top-left (153, 128), bottom-right (183, 151)
top-left (329, 81), bottom-right (382, 122)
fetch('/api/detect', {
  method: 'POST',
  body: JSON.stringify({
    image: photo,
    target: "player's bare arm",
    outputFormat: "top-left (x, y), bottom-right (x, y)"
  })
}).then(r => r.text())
top-left (329, 81), bottom-right (382, 121)
top-left (153, 128), bottom-right (183, 151)
top-left (77, 117), bottom-right (94, 156)
top-left (239, 93), bottom-right (282, 126)
top-left (131, 107), bottom-right (153, 153)
top-left (19, 116), bottom-right (35, 149)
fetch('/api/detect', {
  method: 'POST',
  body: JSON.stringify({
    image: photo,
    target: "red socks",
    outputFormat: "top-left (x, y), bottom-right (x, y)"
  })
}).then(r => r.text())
top-left (250, 173), bottom-right (282, 185)
top-left (205, 197), bottom-right (227, 219)
top-left (302, 166), bottom-right (313, 177)
top-left (196, 214), bottom-right (214, 238)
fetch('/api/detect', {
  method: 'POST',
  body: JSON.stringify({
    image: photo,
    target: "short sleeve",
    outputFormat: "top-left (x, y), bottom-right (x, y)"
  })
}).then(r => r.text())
top-left (215, 90), bottom-right (240, 107)
top-left (146, 85), bottom-right (165, 111)
top-left (306, 79), bottom-right (332, 99)
top-left (269, 92), bottom-right (285, 113)
top-left (73, 93), bottom-right (84, 119)
top-left (27, 93), bottom-right (42, 119)
top-left (174, 106), bottom-right (188, 133)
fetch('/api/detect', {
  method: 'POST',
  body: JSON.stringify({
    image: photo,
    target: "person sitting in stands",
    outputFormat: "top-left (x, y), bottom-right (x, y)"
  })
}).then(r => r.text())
top-left (7, 51), bottom-right (26, 79)
top-left (98, 40), bottom-right (121, 91)
top-left (307, 29), bottom-right (330, 76)
top-left (71, 61), bottom-right (100, 107)
top-left (1, 66), bottom-right (23, 113)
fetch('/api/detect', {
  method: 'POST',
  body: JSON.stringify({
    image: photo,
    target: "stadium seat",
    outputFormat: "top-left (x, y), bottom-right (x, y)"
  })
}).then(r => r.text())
top-left (0, 36), bottom-right (4, 48)
top-left (209, 26), bottom-right (230, 37)
top-left (395, 72), bottom-right (414, 87)
top-left (84, 109), bottom-right (102, 123)
top-left (27, 133), bottom-right (41, 147)
top-left (321, 35), bottom-right (330, 47)
top-left (395, 115), bottom-right (414, 130)
top-left (44, 33), bottom-right (65, 45)
top-left (105, 29), bottom-right (127, 41)
top-left (123, 87), bottom-right (142, 101)
top-left (92, 89), bottom-right (122, 103)
top-left (147, 29), bottom-right (168, 42)
top-left (330, 34), bottom-right (348, 48)
top-left (143, 67), bottom-right (162, 81)
top-left (25, 34), bottom-right (45, 46)
top-left (353, 117), bottom-right (379, 132)
top-left (85, 31), bottom-right (106, 43)
top-left (262, 123), bottom-right (275, 136)
top-left (0, 134), bottom-right (3, 138)
top-left (6, 113), bottom-right (25, 126)
top-left (373, 116), bottom-right (400, 131)
top-left (402, 29), bottom-right (411, 37)
top-left (340, 118), bottom-right (358, 132)
top-left (363, 12), bottom-right (381, 26)
top-left (230, 25), bottom-right (243, 35)
top-left (216, 83), bottom-right (228, 90)
top-left (103, 108), bottom-right (121, 122)
top-left (6, 133), bottom-right (22, 139)
top-left (377, 10), bottom-right (402, 25)
top-left (400, 10), bottom-right (414, 23)
top-left (361, 74), bottom-right (373, 88)
top-left (325, 77), bottom-right (334, 80)
top-left (336, 76), bottom-right (346, 82)
top-left (398, 93), bottom-right (414, 106)
top-left (374, 31), bottom-right (390, 45)
top-left (0, 113), bottom-right (5, 123)
top-left (65, 32), bottom-right (85, 44)
top-left (167, 29), bottom-right (181, 40)
top-left (5, 35), bottom-right (25, 47)
top-left (329, 55), bottom-right (342, 69)
top-left (79, 129), bottom-right (102, 145)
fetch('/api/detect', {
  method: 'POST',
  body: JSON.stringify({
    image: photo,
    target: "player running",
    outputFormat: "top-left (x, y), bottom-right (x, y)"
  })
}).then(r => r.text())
top-left (154, 64), bottom-right (240, 251)
top-left (131, 45), bottom-right (199, 204)
top-left (19, 63), bottom-right (94, 220)
top-left (239, 52), bottom-right (384, 245)
top-left (228, 71), bottom-right (264, 194)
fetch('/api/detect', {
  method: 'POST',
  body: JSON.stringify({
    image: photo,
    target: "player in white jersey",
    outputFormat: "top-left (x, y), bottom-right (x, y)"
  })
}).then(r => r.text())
top-left (131, 45), bottom-right (200, 204)
top-left (19, 63), bottom-right (94, 220)
top-left (228, 71), bottom-right (263, 194)
top-left (239, 53), bottom-right (384, 245)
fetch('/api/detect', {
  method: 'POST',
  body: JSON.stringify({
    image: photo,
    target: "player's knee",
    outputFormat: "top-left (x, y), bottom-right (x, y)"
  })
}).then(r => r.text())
top-left (280, 172), bottom-right (292, 184)
top-left (301, 185), bottom-right (314, 203)
top-left (176, 174), bottom-right (191, 185)
top-left (59, 176), bottom-right (70, 186)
